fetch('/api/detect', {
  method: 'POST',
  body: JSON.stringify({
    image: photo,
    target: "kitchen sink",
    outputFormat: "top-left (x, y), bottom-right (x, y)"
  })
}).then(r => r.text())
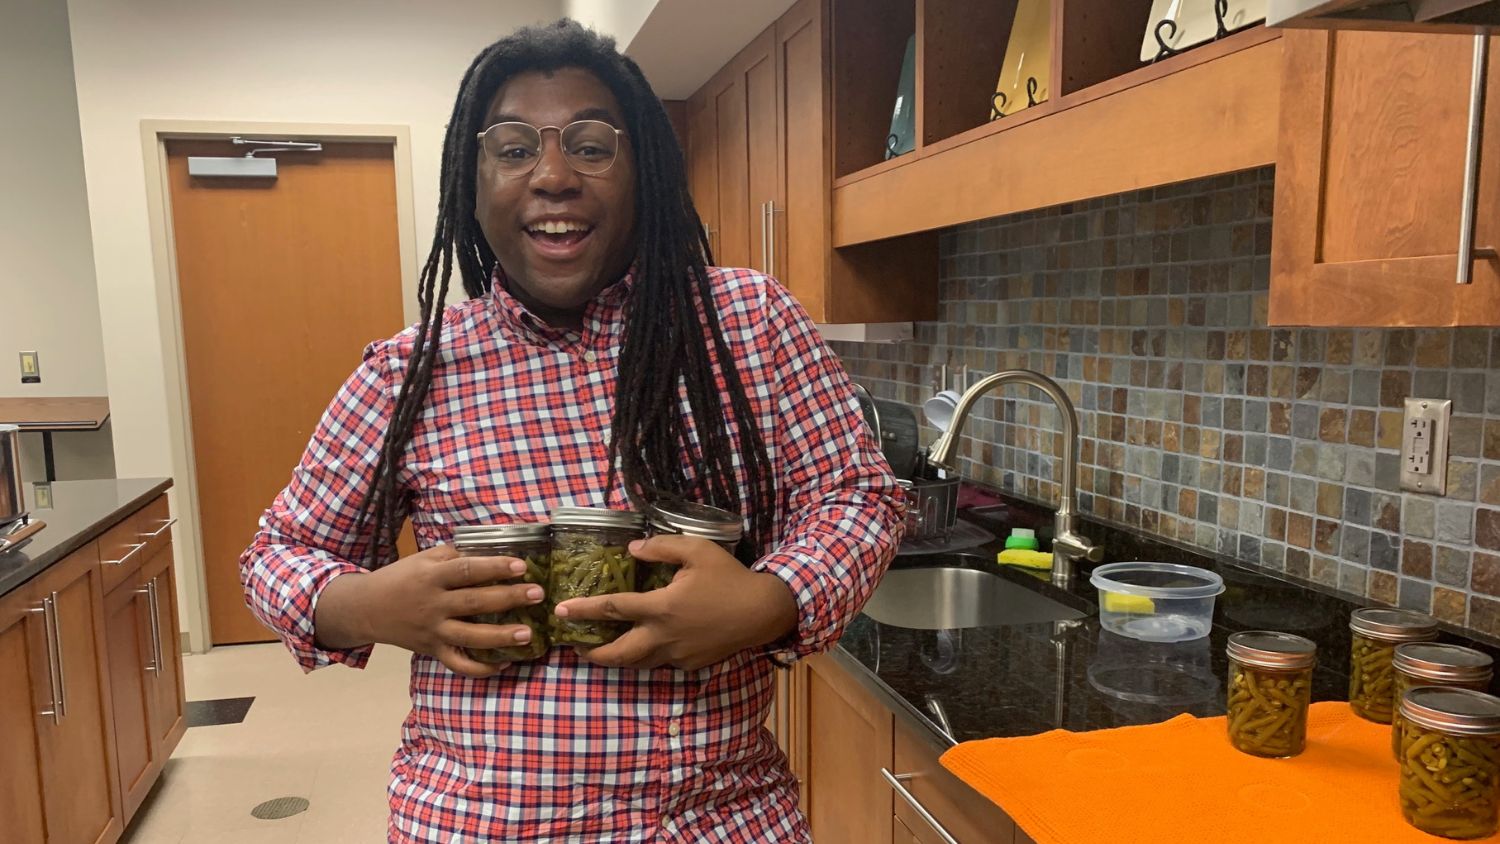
top-left (863, 565), bottom-right (1088, 630)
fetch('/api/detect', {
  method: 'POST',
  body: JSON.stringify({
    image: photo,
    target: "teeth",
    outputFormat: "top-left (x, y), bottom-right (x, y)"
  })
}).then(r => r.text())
top-left (530, 220), bottom-right (589, 234)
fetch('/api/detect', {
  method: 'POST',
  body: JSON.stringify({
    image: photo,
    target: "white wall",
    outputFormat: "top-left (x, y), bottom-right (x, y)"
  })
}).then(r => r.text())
top-left (565, 0), bottom-right (658, 46)
top-left (1, 0), bottom-right (115, 481)
top-left (65, 0), bottom-right (563, 648)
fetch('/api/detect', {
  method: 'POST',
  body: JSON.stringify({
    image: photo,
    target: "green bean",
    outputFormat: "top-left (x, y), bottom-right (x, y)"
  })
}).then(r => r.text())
top-left (1227, 662), bottom-right (1311, 758)
top-left (463, 549), bottom-right (551, 663)
top-left (1350, 633), bottom-right (1398, 723)
top-left (1400, 726), bottom-right (1500, 839)
top-left (548, 533), bottom-right (636, 646)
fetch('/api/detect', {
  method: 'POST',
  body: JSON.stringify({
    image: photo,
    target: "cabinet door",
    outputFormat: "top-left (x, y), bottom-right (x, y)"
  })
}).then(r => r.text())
top-left (143, 543), bottom-right (186, 755)
top-left (806, 655), bottom-right (893, 844)
top-left (37, 550), bottom-right (123, 844)
top-left (744, 28), bottom-right (780, 279)
top-left (105, 572), bottom-right (157, 820)
top-left (776, 0), bottom-right (830, 316)
top-left (0, 594), bottom-right (49, 844)
top-left (892, 718), bottom-right (1018, 844)
top-left (1271, 29), bottom-right (1500, 326)
top-left (687, 90), bottom-right (721, 261)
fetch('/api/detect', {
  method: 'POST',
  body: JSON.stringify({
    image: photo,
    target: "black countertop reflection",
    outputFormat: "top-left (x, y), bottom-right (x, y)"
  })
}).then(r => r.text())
top-left (833, 496), bottom-right (1500, 749)
top-left (0, 478), bottom-right (173, 598)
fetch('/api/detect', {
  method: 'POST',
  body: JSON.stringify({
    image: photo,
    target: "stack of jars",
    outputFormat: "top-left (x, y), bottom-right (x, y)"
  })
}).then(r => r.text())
top-left (451, 501), bottom-right (744, 663)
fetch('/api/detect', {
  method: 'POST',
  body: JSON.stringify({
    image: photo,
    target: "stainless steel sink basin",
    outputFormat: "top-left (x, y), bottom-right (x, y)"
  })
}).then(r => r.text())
top-left (863, 566), bottom-right (1087, 629)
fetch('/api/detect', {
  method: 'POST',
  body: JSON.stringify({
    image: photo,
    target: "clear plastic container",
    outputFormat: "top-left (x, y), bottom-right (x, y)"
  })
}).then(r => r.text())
top-left (451, 523), bottom-right (551, 663)
top-left (1226, 631), bottom-right (1317, 758)
top-left (1350, 607), bottom-right (1439, 724)
top-left (643, 500), bottom-right (742, 591)
top-left (1398, 687), bottom-right (1500, 839)
top-left (548, 507), bottom-right (645, 647)
top-left (1089, 562), bottom-right (1225, 643)
top-left (1391, 643), bottom-right (1494, 759)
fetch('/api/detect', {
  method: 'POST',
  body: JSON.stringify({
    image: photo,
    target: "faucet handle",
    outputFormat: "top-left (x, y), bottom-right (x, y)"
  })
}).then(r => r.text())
top-left (1053, 530), bottom-right (1104, 563)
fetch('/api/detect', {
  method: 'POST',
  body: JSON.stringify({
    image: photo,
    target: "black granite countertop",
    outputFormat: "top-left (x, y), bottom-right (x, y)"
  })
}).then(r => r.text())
top-left (833, 493), bottom-right (1500, 750)
top-left (0, 478), bottom-right (173, 598)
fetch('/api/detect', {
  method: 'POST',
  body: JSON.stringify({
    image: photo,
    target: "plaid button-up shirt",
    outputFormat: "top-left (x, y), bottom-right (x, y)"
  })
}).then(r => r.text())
top-left (240, 266), bottom-right (903, 842)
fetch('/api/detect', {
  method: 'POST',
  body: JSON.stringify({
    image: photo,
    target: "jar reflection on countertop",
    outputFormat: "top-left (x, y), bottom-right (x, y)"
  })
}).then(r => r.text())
top-left (644, 501), bottom-right (743, 591)
top-left (1088, 629), bottom-right (1217, 717)
top-left (1398, 687), bottom-right (1500, 840)
top-left (1226, 631), bottom-right (1317, 758)
top-left (1391, 643), bottom-right (1495, 760)
top-left (1350, 608), bottom-right (1439, 724)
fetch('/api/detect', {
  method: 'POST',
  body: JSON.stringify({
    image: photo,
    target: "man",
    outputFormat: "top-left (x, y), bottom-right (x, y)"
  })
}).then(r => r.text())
top-left (241, 19), bottom-right (903, 843)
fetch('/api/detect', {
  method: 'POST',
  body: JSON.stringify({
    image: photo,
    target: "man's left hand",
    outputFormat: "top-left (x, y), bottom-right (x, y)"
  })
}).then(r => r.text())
top-left (553, 535), bottom-right (799, 671)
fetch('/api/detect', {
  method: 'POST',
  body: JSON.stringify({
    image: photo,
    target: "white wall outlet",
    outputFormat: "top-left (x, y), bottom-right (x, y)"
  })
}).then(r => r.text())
top-left (1401, 398), bottom-right (1452, 495)
top-left (19, 351), bottom-right (39, 384)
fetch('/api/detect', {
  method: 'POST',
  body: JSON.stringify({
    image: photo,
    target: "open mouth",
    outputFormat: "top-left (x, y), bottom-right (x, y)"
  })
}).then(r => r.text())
top-left (524, 218), bottom-right (595, 258)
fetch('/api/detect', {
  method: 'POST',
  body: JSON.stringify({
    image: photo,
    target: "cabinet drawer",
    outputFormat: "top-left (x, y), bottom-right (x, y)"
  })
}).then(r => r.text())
top-left (99, 495), bottom-right (172, 592)
top-left (891, 719), bottom-right (1019, 844)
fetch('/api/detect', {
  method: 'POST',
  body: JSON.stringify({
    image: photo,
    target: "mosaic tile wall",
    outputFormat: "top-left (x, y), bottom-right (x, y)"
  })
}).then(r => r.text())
top-left (830, 165), bottom-right (1500, 638)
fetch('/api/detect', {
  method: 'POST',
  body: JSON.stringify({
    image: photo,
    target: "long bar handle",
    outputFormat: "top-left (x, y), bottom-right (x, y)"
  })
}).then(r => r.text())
top-left (148, 579), bottom-right (164, 677)
top-left (29, 601), bottom-right (60, 723)
top-left (47, 591), bottom-right (66, 720)
top-left (767, 201), bottom-right (778, 279)
top-left (1460, 31), bottom-right (1495, 284)
top-left (881, 768), bottom-right (960, 844)
top-left (142, 518), bottom-right (178, 540)
top-left (103, 542), bottom-right (146, 567)
top-left (135, 585), bottom-right (160, 673)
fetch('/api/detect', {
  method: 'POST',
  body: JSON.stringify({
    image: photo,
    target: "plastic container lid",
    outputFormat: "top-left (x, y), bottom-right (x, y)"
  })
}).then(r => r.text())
top-left (1400, 687), bottom-right (1500, 736)
top-left (1227, 631), bottom-right (1318, 671)
top-left (550, 507), bottom-right (646, 531)
top-left (1089, 562), bottom-right (1225, 600)
top-left (1393, 642), bottom-right (1495, 684)
top-left (647, 501), bottom-right (742, 543)
top-left (1350, 607), bottom-right (1439, 642)
top-left (1005, 528), bottom-right (1038, 551)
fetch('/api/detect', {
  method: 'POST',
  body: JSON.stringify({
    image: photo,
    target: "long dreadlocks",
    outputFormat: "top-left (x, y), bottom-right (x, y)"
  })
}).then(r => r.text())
top-left (356, 20), bottom-right (776, 566)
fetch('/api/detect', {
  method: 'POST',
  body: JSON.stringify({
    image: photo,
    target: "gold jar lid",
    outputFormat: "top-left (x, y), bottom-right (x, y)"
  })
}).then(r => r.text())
top-left (1350, 607), bottom-right (1438, 642)
top-left (1393, 642), bottom-right (1494, 685)
top-left (1400, 687), bottom-right (1500, 736)
top-left (1227, 631), bottom-right (1318, 671)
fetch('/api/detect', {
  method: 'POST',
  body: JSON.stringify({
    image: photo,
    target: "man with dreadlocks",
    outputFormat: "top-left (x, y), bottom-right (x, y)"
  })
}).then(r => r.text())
top-left (240, 18), bottom-right (902, 843)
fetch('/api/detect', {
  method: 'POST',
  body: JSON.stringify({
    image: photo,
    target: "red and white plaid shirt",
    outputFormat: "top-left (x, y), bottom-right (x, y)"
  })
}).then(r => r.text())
top-left (240, 266), bottom-right (903, 843)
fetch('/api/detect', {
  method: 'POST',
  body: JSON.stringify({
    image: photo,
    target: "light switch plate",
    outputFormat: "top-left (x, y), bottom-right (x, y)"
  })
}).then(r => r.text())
top-left (19, 351), bottom-right (39, 384)
top-left (1401, 397), bottom-right (1451, 495)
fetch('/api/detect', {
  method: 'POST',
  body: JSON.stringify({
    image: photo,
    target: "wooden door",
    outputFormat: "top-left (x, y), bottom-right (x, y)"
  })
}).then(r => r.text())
top-left (37, 549), bottom-right (122, 844)
top-left (143, 544), bottom-right (186, 753)
top-left (776, 0), bottom-right (830, 315)
top-left (0, 595), bottom-right (49, 844)
top-left (104, 574), bottom-right (156, 820)
top-left (165, 139), bottom-right (407, 644)
top-left (744, 28), bottom-right (780, 279)
top-left (687, 91), bottom-right (721, 262)
top-left (806, 655), bottom-right (893, 844)
top-left (1271, 29), bottom-right (1500, 326)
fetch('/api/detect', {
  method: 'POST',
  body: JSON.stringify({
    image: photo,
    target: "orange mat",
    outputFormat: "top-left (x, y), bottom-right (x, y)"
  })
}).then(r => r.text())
top-left (940, 702), bottom-right (1487, 843)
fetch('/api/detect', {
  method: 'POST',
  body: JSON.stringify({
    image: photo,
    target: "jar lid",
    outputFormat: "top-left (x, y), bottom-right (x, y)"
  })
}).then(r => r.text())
top-left (550, 506), bottom-right (646, 531)
top-left (1400, 687), bottom-right (1500, 736)
top-left (1350, 607), bottom-right (1439, 641)
top-left (648, 501), bottom-right (743, 543)
top-left (1226, 631), bottom-right (1318, 671)
top-left (1394, 642), bottom-right (1495, 684)
top-left (452, 523), bottom-right (549, 549)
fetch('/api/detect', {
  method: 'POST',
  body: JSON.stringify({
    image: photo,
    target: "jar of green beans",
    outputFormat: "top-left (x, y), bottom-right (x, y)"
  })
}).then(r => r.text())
top-left (643, 501), bottom-right (743, 591)
top-left (1392, 644), bottom-right (1494, 760)
top-left (1397, 687), bottom-right (1500, 839)
top-left (451, 523), bottom-right (551, 663)
top-left (1350, 608), bottom-right (1439, 723)
top-left (1226, 631), bottom-right (1317, 758)
top-left (548, 507), bottom-right (645, 647)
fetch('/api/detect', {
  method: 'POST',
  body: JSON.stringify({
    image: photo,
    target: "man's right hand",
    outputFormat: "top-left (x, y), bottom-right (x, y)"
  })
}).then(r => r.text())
top-left (314, 544), bottom-right (544, 677)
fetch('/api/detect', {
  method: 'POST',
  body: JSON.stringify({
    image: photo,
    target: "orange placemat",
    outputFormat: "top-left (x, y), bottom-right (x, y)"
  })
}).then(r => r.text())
top-left (940, 702), bottom-right (1479, 843)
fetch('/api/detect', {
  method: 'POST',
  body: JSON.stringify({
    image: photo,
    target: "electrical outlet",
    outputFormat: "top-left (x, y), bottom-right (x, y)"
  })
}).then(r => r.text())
top-left (19, 351), bottom-right (39, 384)
top-left (1401, 398), bottom-right (1452, 495)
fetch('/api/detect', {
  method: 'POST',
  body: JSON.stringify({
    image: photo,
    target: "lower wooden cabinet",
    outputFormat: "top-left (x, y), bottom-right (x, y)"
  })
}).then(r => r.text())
top-left (0, 596), bottom-right (50, 843)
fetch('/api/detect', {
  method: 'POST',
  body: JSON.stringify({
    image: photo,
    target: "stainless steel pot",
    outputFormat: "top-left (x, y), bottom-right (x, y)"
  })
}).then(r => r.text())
top-left (0, 424), bottom-right (24, 527)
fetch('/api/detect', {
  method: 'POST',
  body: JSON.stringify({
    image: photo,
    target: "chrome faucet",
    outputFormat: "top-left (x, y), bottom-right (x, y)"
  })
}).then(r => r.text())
top-left (926, 369), bottom-right (1103, 587)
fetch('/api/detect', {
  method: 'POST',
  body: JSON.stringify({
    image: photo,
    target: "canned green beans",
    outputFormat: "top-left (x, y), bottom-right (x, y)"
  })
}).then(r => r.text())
top-left (643, 501), bottom-right (743, 591)
top-left (548, 507), bottom-right (645, 647)
top-left (1350, 608), bottom-right (1438, 724)
top-left (452, 523), bottom-right (551, 663)
top-left (1398, 687), bottom-right (1500, 839)
top-left (1226, 631), bottom-right (1317, 758)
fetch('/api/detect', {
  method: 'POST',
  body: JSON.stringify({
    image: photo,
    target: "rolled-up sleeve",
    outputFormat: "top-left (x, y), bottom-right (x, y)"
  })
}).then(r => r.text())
top-left (751, 283), bottom-right (905, 660)
top-left (239, 341), bottom-right (401, 672)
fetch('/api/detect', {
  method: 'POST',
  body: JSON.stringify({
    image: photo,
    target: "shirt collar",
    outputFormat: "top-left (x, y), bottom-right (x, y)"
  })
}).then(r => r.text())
top-left (488, 265), bottom-right (635, 346)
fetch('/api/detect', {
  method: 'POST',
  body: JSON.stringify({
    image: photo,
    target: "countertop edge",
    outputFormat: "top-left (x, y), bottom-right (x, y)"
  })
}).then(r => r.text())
top-left (828, 639), bottom-right (958, 753)
top-left (0, 477), bottom-right (174, 599)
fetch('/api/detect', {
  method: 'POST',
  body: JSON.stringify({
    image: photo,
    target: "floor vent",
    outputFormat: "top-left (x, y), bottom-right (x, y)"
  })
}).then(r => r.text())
top-left (251, 796), bottom-right (310, 820)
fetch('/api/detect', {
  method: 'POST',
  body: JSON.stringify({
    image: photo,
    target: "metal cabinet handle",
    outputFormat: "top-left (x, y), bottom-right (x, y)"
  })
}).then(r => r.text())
top-left (29, 599), bottom-right (60, 723)
top-left (135, 585), bottom-right (160, 673)
top-left (147, 578), bottom-right (165, 677)
top-left (881, 768), bottom-right (960, 844)
top-left (103, 543), bottom-right (146, 566)
top-left (142, 517), bottom-right (178, 540)
top-left (766, 201), bottom-right (778, 279)
top-left (1459, 32), bottom-right (1496, 284)
top-left (46, 591), bottom-right (66, 720)
top-left (760, 200), bottom-right (771, 274)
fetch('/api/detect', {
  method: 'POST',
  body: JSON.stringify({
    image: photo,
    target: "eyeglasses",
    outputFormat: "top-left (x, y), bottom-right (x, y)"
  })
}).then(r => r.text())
top-left (476, 119), bottom-right (626, 177)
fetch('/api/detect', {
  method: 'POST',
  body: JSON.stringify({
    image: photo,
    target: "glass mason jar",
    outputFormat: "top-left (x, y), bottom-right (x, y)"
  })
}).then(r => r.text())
top-left (1350, 608), bottom-right (1439, 723)
top-left (1398, 687), bottom-right (1500, 840)
top-left (1226, 631), bottom-right (1317, 758)
top-left (451, 523), bottom-right (551, 663)
top-left (643, 501), bottom-right (744, 591)
top-left (1392, 644), bottom-right (1495, 760)
top-left (548, 507), bottom-right (645, 647)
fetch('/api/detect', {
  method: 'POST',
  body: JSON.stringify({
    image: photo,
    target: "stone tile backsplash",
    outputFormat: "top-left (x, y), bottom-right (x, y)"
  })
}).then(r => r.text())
top-left (830, 165), bottom-right (1500, 638)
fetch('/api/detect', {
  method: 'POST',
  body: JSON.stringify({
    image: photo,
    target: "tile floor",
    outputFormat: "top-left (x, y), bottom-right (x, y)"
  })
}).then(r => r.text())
top-left (119, 642), bottom-right (411, 844)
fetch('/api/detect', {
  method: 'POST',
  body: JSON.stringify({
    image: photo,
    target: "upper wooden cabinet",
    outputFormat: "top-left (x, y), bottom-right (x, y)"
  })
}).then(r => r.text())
top-left (685, 0), bottom-right (938, 324)
top-left (1271, 29), bottom-right (1500, 326)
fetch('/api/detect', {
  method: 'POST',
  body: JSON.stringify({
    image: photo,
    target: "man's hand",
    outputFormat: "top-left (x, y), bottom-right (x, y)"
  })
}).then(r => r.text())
top-left (315, 544), bottom-right (543, 678)
top-left (554, 535), bottom-right (799, 671)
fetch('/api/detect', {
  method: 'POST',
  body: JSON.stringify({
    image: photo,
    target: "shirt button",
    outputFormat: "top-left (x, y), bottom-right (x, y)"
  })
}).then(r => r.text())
top-left (583, 350), bottom-right (597, 363)
top-left (667, 721), bottom-right (681, 737)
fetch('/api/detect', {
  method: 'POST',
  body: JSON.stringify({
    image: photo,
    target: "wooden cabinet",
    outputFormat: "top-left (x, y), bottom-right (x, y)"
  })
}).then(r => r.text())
top-left (806, 654), bottom-right (894, 844)
top-left (0, 545), bottom-right (124, 844)
top-left (891, 718), bottom-right (1017, 844)
top-left (1271, 29), bottom-right (1500, 326)
top-left (768, 661), bottom-right (810, 808)
top-left (142, 540), bottom-right (186, 755)
top-left (684, 0), bottom-right (937, 324)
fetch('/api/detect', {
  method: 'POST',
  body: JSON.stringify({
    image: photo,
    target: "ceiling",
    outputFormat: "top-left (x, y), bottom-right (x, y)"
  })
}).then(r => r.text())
top-left (622, 0), bottom-right (798, 99)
